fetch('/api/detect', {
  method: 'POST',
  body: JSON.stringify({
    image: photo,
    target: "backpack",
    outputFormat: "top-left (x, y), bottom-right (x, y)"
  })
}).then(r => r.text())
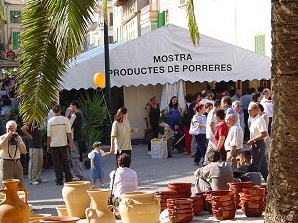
top-left (182, 103), bottom-right (192, 127)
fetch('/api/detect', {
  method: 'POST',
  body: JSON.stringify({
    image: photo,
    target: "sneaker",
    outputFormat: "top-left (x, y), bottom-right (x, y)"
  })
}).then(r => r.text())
top-left (73, 176), bottom-right (84, 181)
top-left (37, 178), bottom-right (47, 183)
top-left (30, 181), bottom-right (39, 185)
top-left (148, 151), bottom-right (152, 155)
top-left (182, 152), bottom-right (190, 155)
top-left (92, 185), bottom-right (97, 189)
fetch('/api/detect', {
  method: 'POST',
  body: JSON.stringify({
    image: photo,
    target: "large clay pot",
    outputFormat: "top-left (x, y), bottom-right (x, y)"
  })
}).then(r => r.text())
top-left (85, 189), bottom-right (116, 223)
top-left (0, 179), bottom-right (30, 223)
top-left (62, 181), bottom-right (92, 219)
top-left (119, 191), bottom-right (160, 223)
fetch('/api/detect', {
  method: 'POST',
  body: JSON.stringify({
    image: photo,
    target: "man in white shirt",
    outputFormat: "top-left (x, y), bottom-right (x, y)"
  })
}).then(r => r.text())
top-left (247, 103), bottom-right (269, 182)
top-left (47, 105), bottom-right (73, 185)
top-left (225, 114), bottom-right (243, 170)
top-left (260, 88), bottom-right (273, 136)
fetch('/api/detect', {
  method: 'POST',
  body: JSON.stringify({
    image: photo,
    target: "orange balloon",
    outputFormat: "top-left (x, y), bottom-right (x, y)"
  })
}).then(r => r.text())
top-left (94, 72), bottom-right (106, 88)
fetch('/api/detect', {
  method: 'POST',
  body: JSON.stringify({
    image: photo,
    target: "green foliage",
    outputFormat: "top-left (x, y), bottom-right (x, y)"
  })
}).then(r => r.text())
top-left (79, 91), bottom-right (108, 148)
top-left (186, 0), bottom-right (200, 46)
top-left (17, 0), bottom-right (97, 126)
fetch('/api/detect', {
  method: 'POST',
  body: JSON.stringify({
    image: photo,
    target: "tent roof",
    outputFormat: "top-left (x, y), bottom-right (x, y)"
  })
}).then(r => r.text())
top-left (63, 24), bottom-right (271, 90)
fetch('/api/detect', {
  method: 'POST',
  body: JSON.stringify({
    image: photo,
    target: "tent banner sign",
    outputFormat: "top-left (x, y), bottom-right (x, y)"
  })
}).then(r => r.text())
top-left (110, 53), bottom-right (233, 77)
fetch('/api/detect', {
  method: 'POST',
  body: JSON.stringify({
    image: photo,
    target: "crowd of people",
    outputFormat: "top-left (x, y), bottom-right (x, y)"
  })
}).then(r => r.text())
top-left (145, 86), bottom-right (272, 192)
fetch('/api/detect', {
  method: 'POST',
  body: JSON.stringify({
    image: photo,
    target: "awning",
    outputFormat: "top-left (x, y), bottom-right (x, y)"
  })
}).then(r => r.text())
top-left (63, 24), bottom-right (271, 90)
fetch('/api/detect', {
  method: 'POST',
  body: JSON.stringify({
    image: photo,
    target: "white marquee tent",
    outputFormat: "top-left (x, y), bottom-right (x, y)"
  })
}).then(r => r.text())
top-left (63, 24), bottom-right (271, 90)
top-left (63, 24), bottom-right (271, 139)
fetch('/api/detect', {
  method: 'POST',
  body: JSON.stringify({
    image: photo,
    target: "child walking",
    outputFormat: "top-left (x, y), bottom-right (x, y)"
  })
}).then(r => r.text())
top-left (88, 141), bottom-right (111, 189)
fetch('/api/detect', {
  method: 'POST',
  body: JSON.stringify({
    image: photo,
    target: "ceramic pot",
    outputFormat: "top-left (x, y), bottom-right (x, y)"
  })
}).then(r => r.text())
top-left (227, 181), bottom-right (254, 189)
top-left (120, 191), bottom-right (156, 203)
top-left (0, 179), bottom-right (30, 223)
top-left (169, 212), bottom-right (194, 223)
top-left (213, 208), bottom-right (236, 220)
top-left (211, 190), bottom-right (234, 202)
top-left (242, 187), bottom-right (266, 196)
top-left (167, 198), bottom-right (193, 205)
top-left (62, 181), bottom-right (92, 219)
top-left (56, 205), bottom-right (69, 217)
top-left (85, 189), bottom-right (116, 223)
top-left (30, 214), bottom-right (52, 223)
top-left (40, 216), bottom-right (80, 223)
top-left (242, 207), bottom-right (263, 217)
top-left (241, 200), bottom-right (264, 209)
top-left (118, 196), bottom-right (160, 223)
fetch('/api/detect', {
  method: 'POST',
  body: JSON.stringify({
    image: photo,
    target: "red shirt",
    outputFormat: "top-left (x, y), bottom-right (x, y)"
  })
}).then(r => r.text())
top-left (215, 121), bottom-right (229, 149)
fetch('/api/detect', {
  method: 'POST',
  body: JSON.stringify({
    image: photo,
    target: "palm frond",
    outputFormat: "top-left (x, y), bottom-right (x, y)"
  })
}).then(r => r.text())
top-left (186, 0), bottom-right (200, 46)
top-left (18, 0), bottom-right (97, 126)
top-left (44, 0), bottom-right (97, 62)
top-left (18, 0), bottom-right (64, 126)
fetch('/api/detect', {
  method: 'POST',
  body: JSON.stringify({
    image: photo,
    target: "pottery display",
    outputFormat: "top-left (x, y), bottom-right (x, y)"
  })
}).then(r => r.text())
top-left (56, 205), bottom-right (69, 217)
top-left (167, 198), bottom-right (194, 223)
top-left (118, 191), bottom-right (160, 223)
top-left (210, 190), bottom-right (236, 221)
top-left (228, 181), bottom-right (254, 208)
top-left (0, 179), bottom-right (31, 223)
top-left (168, 183), bottom-right (192, 198)
top-left (62, 181), bottom-right (92, 219)
top-left (30, 214), bottom-right (52, 223)
top-left (40, 216), bottom-right (80, 223)
top-left (155, 190), bottom-right (178, 211)
top-left (240, 186), bottom-right (265, 217)
top-left (190, 196), bottom-right (204, 215)
top-left (85, 189), bottom-right (116, 223)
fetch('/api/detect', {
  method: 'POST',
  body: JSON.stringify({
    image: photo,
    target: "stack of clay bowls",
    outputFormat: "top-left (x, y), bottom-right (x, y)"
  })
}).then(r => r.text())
top-left (190, 195), bottom-right (204, 215)
top-left (167, 198), bottom-right (194, 223)
top-left (203, 191), bottom-right (215, 214)
top-left (210, 190), bottom-right (236, 220)
top-left (240, 186), bottom-right (266, 217)
top-left (228, 181), bottom-right (254, 208)
top-left (168, 183), bottom-right (192, 198)
top-left (155, 190), bottom-right (178, 211)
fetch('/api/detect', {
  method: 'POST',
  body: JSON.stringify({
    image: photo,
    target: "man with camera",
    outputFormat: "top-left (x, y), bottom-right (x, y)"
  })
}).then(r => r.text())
top-left (0, 120), bottom-right (27, 187)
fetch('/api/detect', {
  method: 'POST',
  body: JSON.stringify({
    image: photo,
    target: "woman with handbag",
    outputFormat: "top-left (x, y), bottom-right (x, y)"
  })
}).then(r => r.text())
top-left (191, 103), bottom-right (207, 166)
top-left (145, 96), bottom-right (160, 154)
top-left (109, 153), bottom-right (138, 200)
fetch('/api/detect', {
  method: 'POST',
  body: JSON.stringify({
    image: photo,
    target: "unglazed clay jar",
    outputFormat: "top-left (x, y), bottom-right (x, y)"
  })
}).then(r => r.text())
top-left (119, 192), bottom-right (160, 223)
top-left (0, 179), bottom-right (30, 223)
top-left (85, 189), bottom-right (116, 223)
top-left (62, 181), bottom-right (92, 218)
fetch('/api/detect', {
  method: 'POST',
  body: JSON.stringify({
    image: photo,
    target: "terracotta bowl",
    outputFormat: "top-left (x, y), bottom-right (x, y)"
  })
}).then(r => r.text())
top-left (240, 194), bottom-right (265, 202)
top-left (227, 181), bottom-right (254, 188)
top-left (40, 216), bottom-right (80, 223)
top-left (242, 187), bottom-right (266, 196)
top-left (241, 200), bottom-right (265, 209)
top-left (213, 208), bottom-right (236, 221)
top-left (191, 196), bottom-right (204, 206)
top-left (155, 190), bottom-right (179, 195)
top-left (167, 203), bottom-right (193, 210)
top-left (211, 190), bottom-right (235, 202)
top-left (212, 204), bottom-right (236, 211)
top-left (167, 198), bottom-right (193, 205)
top-left (168, 183), bottom-right (192, 189)
top-left (169, 212), bottom-right (194, 223)
top-left (177, 192), bottom-right (192, 198)
top-left (168, 208), bottom-right (194, 214)
top-left (211, 199), bottom-right (235, 207)
top-left (169, 188), bottom-right (192, 193)
top-left (242, 207), bottom-right (264, 217)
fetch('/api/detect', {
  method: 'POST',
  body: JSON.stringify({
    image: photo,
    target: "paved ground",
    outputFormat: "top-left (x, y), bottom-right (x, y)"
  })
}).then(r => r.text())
top-left (24, 143), bottom-right (265, 222)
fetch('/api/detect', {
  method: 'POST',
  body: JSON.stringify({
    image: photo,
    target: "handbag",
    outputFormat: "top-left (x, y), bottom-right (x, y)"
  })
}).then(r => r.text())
top-left (189, 116), bottom-right (200, 135)
top-left (108, 168), bottom-right (118, 206)
top-left (144, 129), bottom-right (154, 141)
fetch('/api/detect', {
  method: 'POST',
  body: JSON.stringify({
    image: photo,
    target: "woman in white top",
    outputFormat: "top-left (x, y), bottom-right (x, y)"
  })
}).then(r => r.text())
top-left (110, 107), bottom-right (138, 159)
top-left (110, 153), bottom-right (138, 198)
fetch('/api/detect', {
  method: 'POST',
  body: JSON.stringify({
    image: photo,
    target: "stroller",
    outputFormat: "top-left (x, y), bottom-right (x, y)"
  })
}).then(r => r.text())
top-left (172, 126), bottom-right (186, 154)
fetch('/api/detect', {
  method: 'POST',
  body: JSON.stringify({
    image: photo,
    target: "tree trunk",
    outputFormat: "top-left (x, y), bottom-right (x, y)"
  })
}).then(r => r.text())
top-left (266, 1), bottom-right (298, 222)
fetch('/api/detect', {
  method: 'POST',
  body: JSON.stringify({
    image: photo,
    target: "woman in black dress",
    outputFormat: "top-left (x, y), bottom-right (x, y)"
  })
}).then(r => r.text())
top-left (146, 96), bottom-right (160, 154)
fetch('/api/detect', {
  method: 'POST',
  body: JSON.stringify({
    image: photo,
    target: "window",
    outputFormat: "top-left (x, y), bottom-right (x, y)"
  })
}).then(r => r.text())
top-left (10, 11), bottom-right (22, 23)
top-left (12, 31), bottom-right (20, 49)
top-left (254, 35), bottom-right (266, 55)
top-left (109, 13), bottom-right (113, 26)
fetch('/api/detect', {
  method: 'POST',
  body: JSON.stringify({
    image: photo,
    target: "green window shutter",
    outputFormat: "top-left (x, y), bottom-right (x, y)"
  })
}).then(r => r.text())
top-left (254, 35), bottom-right (265, 55)
top-left (10, 11), bottom-right (14, 23)
top-left (19, 11), bottom-right (22, 22)
top-left (158, 12), bottom-right (166, 28)
top-left (12, 31), bottom-right (20, 50)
